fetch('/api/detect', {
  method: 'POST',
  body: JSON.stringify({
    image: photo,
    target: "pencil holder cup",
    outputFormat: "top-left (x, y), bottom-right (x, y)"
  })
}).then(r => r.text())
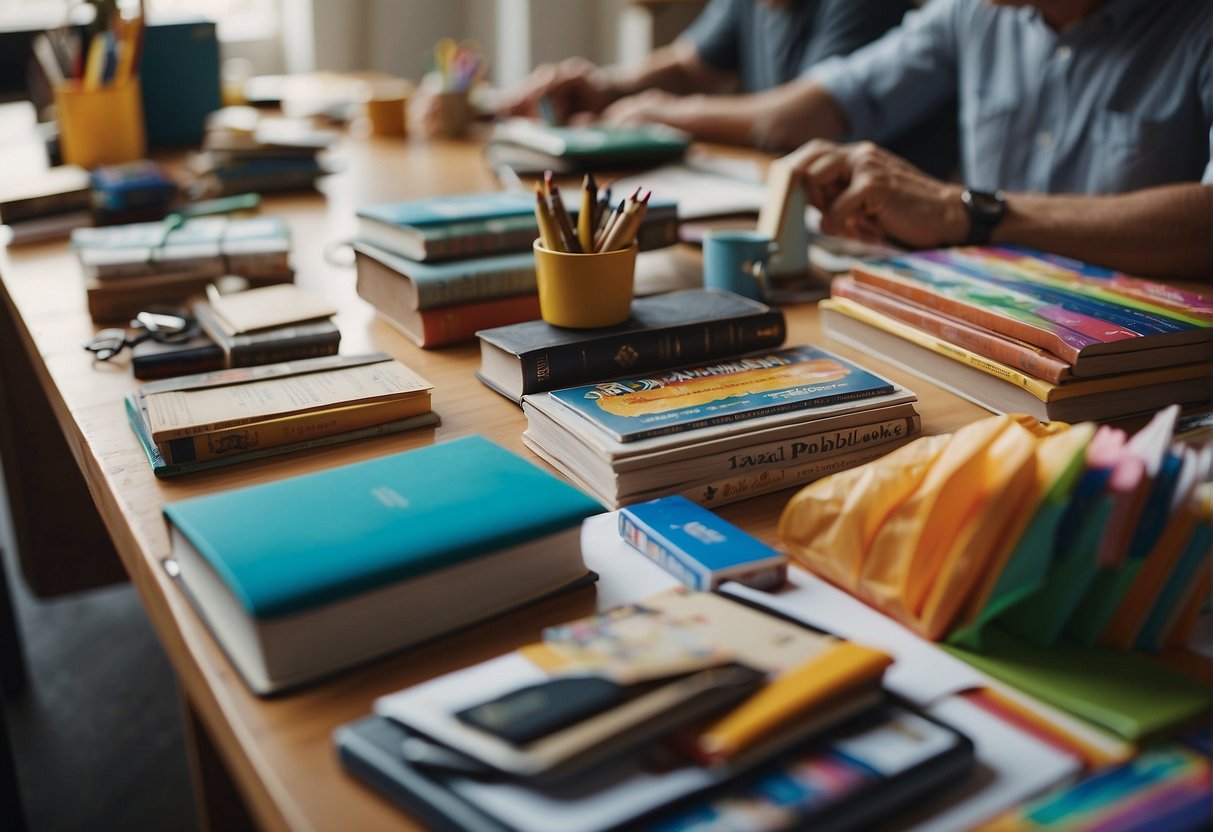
top-left (433, 89), bottom-right (471, 138)
top-left (54, 80), bottom-right (147, 169)
top-left (703, 229), bottom-right (779, 301)
top-left (534, 240), bottom-right (637, 329)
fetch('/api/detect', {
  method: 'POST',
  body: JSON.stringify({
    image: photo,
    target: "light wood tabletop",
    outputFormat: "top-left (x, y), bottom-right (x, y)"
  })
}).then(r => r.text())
top-left (0, 134), bottom-right (987, 831)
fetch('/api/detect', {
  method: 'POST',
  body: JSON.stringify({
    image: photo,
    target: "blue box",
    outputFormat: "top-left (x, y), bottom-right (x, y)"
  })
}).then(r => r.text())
top-left (619, 496), bottom-right (787, 591)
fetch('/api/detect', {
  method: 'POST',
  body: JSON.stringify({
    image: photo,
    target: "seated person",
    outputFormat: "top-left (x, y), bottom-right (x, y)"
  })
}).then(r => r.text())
top-left (435, 0), bottom-right (956, 175)
top-left (737, 0), bottom-right (1211, 279)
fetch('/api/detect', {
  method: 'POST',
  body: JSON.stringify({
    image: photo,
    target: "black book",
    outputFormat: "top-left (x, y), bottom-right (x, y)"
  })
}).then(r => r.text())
top-left (193, 301), bottom-right (341, 367)
top-left (475, 289), bottom-right (787, 403)
top-left (132, 334), bottom-right (225, 380)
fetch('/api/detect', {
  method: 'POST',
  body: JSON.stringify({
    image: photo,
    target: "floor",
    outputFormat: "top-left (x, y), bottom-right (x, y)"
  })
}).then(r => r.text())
top-left (0, 475), bottom-right (197, 831)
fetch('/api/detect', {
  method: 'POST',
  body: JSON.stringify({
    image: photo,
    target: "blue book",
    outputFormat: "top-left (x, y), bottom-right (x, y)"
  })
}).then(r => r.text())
top-left (163, 435), bottom-right (601, 694)
top-left (357, 191), bottom-right (679, 262)
top-left (549, 345), bottom-right (896, 443)
top-left (620, 496), bottom-right (787, 590)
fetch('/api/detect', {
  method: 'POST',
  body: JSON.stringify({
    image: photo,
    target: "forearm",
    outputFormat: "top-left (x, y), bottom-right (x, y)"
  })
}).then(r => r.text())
top-left (993, 185), bottom-right (1213, 280)
top-left (652, 80), bottom-right (850, 150)
top-left (598, 40), bottom-right (732, 102)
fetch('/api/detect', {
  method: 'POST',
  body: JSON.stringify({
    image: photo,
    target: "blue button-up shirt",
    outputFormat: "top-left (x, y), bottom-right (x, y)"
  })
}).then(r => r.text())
top-left (809, 0), bottom-right (1213, 195)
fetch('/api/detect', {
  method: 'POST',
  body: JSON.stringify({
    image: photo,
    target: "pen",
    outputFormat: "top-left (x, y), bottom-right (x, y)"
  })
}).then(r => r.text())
top-left (692, 643), bottom-right (892, 763)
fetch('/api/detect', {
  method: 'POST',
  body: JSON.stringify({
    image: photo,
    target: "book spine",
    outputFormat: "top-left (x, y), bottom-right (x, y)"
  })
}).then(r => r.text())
top-left (850, 263), bottom-right (1083, 365)
top-left (227, 329), bottom-right (342, 367)
top-left (133, 350), bottom-right (226, 381)
top-left (413, 264), bottom-right (538, 310)
top-left (520, 312), bottom-right (788, 396)
top-left (675, 443), bottom-right (902, 510)
top-left (823, 298), bottom-right (1057, 402)
top-left (156, 396), bottom-right (431, 464)
top-left (1, 190), bottom-right (91, 224)
top-left (417, 295), bottom-right (542, 348)
top-left (627, 415), bottom-right (920, 494)
top-left (832, 278), bottom-right (1073, 384)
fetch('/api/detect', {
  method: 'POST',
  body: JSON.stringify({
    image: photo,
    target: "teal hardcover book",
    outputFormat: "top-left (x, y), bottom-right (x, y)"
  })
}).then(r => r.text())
top-left (163, 435), bottom-right (601, 693)
top-left (548, 345), bottom-right (896, 443)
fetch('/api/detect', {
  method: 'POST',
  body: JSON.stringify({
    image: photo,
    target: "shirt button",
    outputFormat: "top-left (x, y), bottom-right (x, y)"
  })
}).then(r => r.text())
top-left (1055, 45), bottom-right (1072, 61)
top-left (1037, 131), bottom-right (1054, 149)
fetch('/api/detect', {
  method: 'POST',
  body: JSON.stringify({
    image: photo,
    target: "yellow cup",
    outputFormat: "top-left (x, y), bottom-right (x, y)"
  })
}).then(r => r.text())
top-left (534, 239), bottom-right (636, 328)
top-left (54, 80), bottom-right (147, 169)
top-left (360, 78), bottom-right (411, 137)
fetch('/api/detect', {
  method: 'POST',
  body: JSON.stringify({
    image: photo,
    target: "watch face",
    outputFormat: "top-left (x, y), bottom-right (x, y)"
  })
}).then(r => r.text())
top-left (965, 190), bottom-right (1004, 220)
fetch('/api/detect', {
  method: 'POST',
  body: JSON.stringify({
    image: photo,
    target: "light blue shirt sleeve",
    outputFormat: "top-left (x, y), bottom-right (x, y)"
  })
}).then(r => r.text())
top-left (808, 0), bottom-right (963, 144)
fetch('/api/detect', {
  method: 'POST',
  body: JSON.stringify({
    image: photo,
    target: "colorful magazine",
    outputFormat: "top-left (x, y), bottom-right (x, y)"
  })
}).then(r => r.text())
top-left (853, 247), bottom-right (1211, 365)
top-left (548, 345), bottom-right (896, 442)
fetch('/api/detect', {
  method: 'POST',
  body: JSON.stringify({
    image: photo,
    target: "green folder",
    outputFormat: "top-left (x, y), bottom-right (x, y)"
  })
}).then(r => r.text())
top-left (999, 495), bottom-right (1111, 647)
top-left (948, 437), bottom-right (1089, 650)
top-left (945, 627), bottom-right (1210, 741)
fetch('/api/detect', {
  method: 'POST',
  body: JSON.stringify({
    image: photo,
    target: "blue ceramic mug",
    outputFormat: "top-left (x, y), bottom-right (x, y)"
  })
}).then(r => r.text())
top-left (702, 229), bottom-right (779, 301)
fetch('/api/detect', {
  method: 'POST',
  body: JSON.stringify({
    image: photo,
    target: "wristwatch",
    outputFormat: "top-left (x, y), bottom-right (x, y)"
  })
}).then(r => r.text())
top-left (960, 189), bottom-right (1007, 245)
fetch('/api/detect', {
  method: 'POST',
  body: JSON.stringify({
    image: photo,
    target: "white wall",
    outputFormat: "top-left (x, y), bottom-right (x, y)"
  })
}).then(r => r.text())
top-left (275, 0), bottom-right (698, 87)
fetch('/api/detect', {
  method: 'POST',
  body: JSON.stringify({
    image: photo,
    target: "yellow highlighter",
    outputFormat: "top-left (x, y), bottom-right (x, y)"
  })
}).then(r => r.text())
top-left (694, 642), bottom-right (893, 763)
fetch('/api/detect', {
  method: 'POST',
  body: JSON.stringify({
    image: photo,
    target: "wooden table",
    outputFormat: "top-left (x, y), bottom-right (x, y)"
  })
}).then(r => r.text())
top-left (0, 135), bottom-right (987, 831)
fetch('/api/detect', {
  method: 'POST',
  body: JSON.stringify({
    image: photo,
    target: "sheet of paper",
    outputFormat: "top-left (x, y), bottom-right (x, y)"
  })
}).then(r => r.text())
top-left (899, 696), bottom-right (1082, 832)
top-left (582, 512), bottom-right (988, 704)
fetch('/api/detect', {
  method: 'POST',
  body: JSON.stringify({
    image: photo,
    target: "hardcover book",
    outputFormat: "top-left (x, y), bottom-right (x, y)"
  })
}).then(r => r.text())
top-left (163, 435), bottom-right (602, 693)
top-left (488, 118), bottom-right (691, 173)
top-left (356, 192), bottom-right (678, 262)
top-left (547, 345), bottom-right (896, 443)
top-left (476, 289), bottom-right (787, 403)
top-left (192, 300), bottom-right (341, 367)
top-left (353, 242), bottom-right (538, 312)
top-left (355, 246), bottom-right (541, 347)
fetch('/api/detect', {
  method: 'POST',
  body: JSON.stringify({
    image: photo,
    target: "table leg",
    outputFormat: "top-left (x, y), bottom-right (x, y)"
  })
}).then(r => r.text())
top-left (180, 695), bottom-right (258, 832)
top-left (0, 286), bottom-right (127, 598)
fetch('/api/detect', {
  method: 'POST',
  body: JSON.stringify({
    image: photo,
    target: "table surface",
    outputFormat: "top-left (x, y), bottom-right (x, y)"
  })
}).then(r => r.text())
top-left (0, 134), bottom-right (988, 831)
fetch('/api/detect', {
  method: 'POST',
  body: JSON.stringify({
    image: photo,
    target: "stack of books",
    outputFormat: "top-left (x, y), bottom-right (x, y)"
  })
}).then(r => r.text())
top-left (337, 587), bottom-right (975, 832)
top-left (485, 118), bottom-right (691, 175)
top-left (353, 190), bottom-right (679, 348)
top-left (0, 164), bottom-right (92, 244)
top-left (187, 107), bottom-right (337, 198)
top-left (523, 345), bottom-right (920, 509)
top-left (819, 246), bottom-right (1212, 422)
top-left (780, 406), bottom-right (1211, 742)
top-left (127, 353), bottom-right (437, 477)
top-left (71, 215), bottom-right (293, 321)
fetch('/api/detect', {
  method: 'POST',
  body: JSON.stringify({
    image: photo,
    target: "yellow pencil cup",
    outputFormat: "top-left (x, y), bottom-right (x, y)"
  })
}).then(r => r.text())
top-left (55, 80), bottom-right (147, 169)
top-left (534, 240), bottom-right (637, 329)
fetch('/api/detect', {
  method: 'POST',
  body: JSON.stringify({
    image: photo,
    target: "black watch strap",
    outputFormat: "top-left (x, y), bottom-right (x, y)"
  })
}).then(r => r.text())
top-left (961, 189), bottom-right (1007, 246)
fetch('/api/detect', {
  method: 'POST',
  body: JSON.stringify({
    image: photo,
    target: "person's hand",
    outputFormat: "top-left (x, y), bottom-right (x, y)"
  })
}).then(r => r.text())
top-left (783, 139), bottom-right (969, 248)
top-left (600, 89), bottom-right (685, 128)
top-left (497, 57), bottom-right (615, 123)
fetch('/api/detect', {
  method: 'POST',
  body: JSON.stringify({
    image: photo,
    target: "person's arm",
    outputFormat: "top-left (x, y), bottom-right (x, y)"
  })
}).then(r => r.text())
top-left (992, 188), bottom-right (1213, 280)
top-left (788, 140), bottom-right (1213, 280)
top-left (601, 78), bottom-right (849, 150)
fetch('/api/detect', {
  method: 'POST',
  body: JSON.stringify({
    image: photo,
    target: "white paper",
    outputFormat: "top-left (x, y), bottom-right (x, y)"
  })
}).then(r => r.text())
top-left (900, 696), bottom-right (1081, 832)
